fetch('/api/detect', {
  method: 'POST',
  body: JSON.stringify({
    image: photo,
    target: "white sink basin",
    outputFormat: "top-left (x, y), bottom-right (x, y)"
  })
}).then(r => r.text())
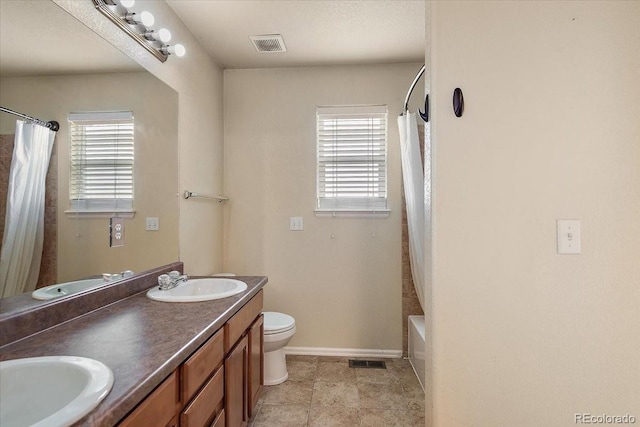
top-left (32, 278), bottom-right (105, 300)
top-left (147, 278), bottom-right (248, 302)
top-left (0, 356), bottom-right (114, 427)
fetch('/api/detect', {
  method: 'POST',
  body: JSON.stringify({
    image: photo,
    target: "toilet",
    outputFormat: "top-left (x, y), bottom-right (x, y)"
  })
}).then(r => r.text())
top-left (263, 311), bottom-right (296, 385)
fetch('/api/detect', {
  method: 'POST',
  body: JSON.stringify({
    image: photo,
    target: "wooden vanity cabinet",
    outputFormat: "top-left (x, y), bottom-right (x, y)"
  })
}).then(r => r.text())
top-left (180, 329), bottom-right (225, 427)
top-left (224, 334), bottom-right (249, 427)
top-left (224, 291), bottom-right (264, 427)
top-left (118, 371), bottom-right (180, 427)
top-left (117, 290), bottom-right (263, 427)
top-left (247, 314), bottom-right (264, 418)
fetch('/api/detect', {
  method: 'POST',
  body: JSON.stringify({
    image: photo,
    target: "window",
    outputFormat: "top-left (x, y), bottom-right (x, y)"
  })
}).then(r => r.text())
top-left (68, 111), bottom-right (134, 214)
top-left (316, 105), bottom-right (388, 214)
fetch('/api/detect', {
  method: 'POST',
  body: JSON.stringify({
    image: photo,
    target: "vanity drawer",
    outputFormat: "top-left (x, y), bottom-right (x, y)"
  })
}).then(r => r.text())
top-left (182, 328), bottom-right (224, 403)
top-left (119, 371), bottom-right (179, 427)
top-left (211, 409), bottom-right (225, 427)
top-left (225, 290), bottom-right (263, 352)
top-left (181, 366), bottom-right (224, 427)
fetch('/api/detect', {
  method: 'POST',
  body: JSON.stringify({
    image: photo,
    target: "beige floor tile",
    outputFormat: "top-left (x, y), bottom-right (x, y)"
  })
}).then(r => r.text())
top-left (311, 381), bottom-right (359, 407)
top-left (384, 359), bottom-right (408, 375)
top-left (253, 356), bottom-right (425, 426)
top-left (287, 354), bottom-right (319, 363)
top-left (316, 361), bottom-right (357, 383)
top-left (404, 385), bottom-right (426, 412)
top-left (394, 362), bottom-right (418, 377)
top-left (357, 382), bottom-right (408, 410)
top-left (252, 404), bottom-right (309, 427)
top-left (401, 375), bottom-right (424, 393)
top-left (287, 360), bottom-right (317, 382)
top-left (355, 367), bottom-right (401, 385)
top-left (318, 355), bottom-right (351, 363)
top-left (308, 406), bottom-right (361, 427)
top-left (262, 380), bottom-right (314, 406)
top-left (359, 408), bottom-right (425, 427)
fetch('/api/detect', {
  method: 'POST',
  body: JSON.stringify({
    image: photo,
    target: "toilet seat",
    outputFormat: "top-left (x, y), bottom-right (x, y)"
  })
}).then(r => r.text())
top-left (264, 312), bottom-right (295, 335)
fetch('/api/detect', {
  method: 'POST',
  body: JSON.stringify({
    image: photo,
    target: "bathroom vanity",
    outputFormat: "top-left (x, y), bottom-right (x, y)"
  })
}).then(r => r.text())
top-left (0, 263), bottom-right (267, 427)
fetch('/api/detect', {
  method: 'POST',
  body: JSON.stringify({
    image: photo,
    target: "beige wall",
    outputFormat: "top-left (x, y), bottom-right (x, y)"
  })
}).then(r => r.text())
top-left (429, 1), bottom-right (640, 426)
top-left (223, 63), bottom-right (423, 351)
top-left (54, 0), bottom-right (225, 275)
top-left (0, 72), bottom-right (179, 281)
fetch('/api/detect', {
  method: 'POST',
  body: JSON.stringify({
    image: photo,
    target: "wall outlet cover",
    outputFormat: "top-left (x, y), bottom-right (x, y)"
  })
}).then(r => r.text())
top-left (110, 217), bottom-right (125, 247)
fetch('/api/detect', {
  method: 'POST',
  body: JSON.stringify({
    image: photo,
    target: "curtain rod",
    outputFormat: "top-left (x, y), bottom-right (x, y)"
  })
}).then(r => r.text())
top-left (0, 106), bottom-right (60, 131)
top-left (402, 64), bottom-right (426, 115)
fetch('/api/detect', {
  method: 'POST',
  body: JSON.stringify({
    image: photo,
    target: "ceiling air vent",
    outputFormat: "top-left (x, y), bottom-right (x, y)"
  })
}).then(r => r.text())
top-left (250, 34), bottom-right (287, 53)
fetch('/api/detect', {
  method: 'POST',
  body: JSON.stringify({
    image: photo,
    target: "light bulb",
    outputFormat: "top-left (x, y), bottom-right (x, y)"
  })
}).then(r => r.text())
top-left (144, 28), bottom-right (172, 43)
top-left (157, 28), bottom-right (172, 43)
top-left (173, 44), bottom-right (186, 57)
top-left (124, 10), bottom-right (154, 27)
top-left (120, 0), bottom-right (135, 8)
top-left (139, 11), bottom-right (154, 27)
top-left (163, 44), bottom-right (186, 57)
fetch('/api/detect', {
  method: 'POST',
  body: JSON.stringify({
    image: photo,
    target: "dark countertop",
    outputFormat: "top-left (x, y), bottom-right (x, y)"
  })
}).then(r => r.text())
top-left (0, 275), bottom-right (267, 427)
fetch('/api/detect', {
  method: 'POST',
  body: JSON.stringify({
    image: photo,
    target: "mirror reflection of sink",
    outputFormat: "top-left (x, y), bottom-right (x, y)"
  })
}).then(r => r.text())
top-left (31, 278), bottom-right (106, 300)
top-left (0, 356), bottom-right (114, 427)
top-left (147, 278), bottom-right (248, 303)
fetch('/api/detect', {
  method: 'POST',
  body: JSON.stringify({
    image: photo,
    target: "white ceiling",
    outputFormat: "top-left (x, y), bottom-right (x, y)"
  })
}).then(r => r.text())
top-left (166, 0), bottom-right (425, 69)
top-left (0, 0), bottom-right (424, 77)
top-left (0, 0), bottom-right (140, 77)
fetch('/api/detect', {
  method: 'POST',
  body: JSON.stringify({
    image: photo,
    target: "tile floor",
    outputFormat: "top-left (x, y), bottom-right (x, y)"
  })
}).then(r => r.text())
top-left (249, 355), bottom-right (425, 427)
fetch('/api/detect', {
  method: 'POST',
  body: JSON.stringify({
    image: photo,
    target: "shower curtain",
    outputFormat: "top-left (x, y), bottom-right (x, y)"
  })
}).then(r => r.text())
top-left (0, 120), bottom-right (55, 297)
top-left (398, 112), bottom-right (425, 310)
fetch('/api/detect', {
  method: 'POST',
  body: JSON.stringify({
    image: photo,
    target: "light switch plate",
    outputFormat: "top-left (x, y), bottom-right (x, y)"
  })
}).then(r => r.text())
top-left (557, 219), bottom-right (581, 254)
top-left (290, 216), bottom-right (303, 231)
top-left (110, 217), bottom-right (125, 247)
top-left (146, 217), bottom-right (159, 231)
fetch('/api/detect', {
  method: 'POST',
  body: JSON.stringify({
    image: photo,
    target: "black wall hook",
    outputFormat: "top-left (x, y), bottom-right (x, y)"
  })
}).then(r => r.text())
top-left (419, 94), bottom-right (429, 122)
top-left (453, 88), bottom-right (464, 117)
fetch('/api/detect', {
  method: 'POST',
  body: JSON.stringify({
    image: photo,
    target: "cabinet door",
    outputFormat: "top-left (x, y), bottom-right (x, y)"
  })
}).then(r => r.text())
top-left (118, 371), bottom-right (179, 427)
top-left (225, 334), bottom-right (249, 427)
top-left (247, 314), bottom-right (263, 418)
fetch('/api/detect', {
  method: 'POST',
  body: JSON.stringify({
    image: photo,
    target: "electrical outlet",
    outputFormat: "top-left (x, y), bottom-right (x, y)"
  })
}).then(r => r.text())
top-left (146, 217), bottom-right (159, 231)
top-left (110, 217), bottom-right (125, 247)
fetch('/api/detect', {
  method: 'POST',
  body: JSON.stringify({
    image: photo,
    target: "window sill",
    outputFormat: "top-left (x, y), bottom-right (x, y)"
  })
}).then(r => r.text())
top-left (64, 210), bottom-right (136, 219)
top-left (314, 209), bottom-right (391, 218)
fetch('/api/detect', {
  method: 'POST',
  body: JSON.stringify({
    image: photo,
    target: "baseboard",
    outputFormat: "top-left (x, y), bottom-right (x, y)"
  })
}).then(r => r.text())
top-left (284, 346), bottom-right (402, 359)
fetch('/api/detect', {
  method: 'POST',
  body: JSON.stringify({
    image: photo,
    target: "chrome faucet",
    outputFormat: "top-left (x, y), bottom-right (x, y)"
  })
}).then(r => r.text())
top-left (102, 270), bottom-right (135, 282)
top-left (157, 270), bottom-right (188, 290)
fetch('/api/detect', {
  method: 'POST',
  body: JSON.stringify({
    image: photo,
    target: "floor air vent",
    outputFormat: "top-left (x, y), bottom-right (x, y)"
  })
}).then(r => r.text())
top-left (348, 360), bottom-right (386, 369)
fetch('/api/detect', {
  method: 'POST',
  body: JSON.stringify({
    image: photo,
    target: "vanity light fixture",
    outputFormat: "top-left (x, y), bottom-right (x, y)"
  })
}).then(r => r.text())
top-left (92, 0), bottom-right (186, 63)
top-left (161, 44), bottom-right (186, 58)
top-left (103, 0), bottom-right (135, 8)
top-left (144, 28), bottom-right (171, 43)
top-left (124, 10), bottom-right (155, 27)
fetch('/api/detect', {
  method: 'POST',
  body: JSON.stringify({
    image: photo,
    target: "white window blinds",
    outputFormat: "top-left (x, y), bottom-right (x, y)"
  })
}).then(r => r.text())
top-left (316, 105), bottom-right (388, 212)
top-left (68, 111), bottom-right (134, 212)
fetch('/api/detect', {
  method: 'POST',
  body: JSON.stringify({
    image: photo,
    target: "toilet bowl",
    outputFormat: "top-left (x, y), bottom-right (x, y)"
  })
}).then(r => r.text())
top-left (263, 311), bottom-right (296, 385)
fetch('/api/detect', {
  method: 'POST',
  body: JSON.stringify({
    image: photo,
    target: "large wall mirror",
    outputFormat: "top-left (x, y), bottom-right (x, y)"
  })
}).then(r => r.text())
top-left (0, 0), bottom-right (179, 305)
